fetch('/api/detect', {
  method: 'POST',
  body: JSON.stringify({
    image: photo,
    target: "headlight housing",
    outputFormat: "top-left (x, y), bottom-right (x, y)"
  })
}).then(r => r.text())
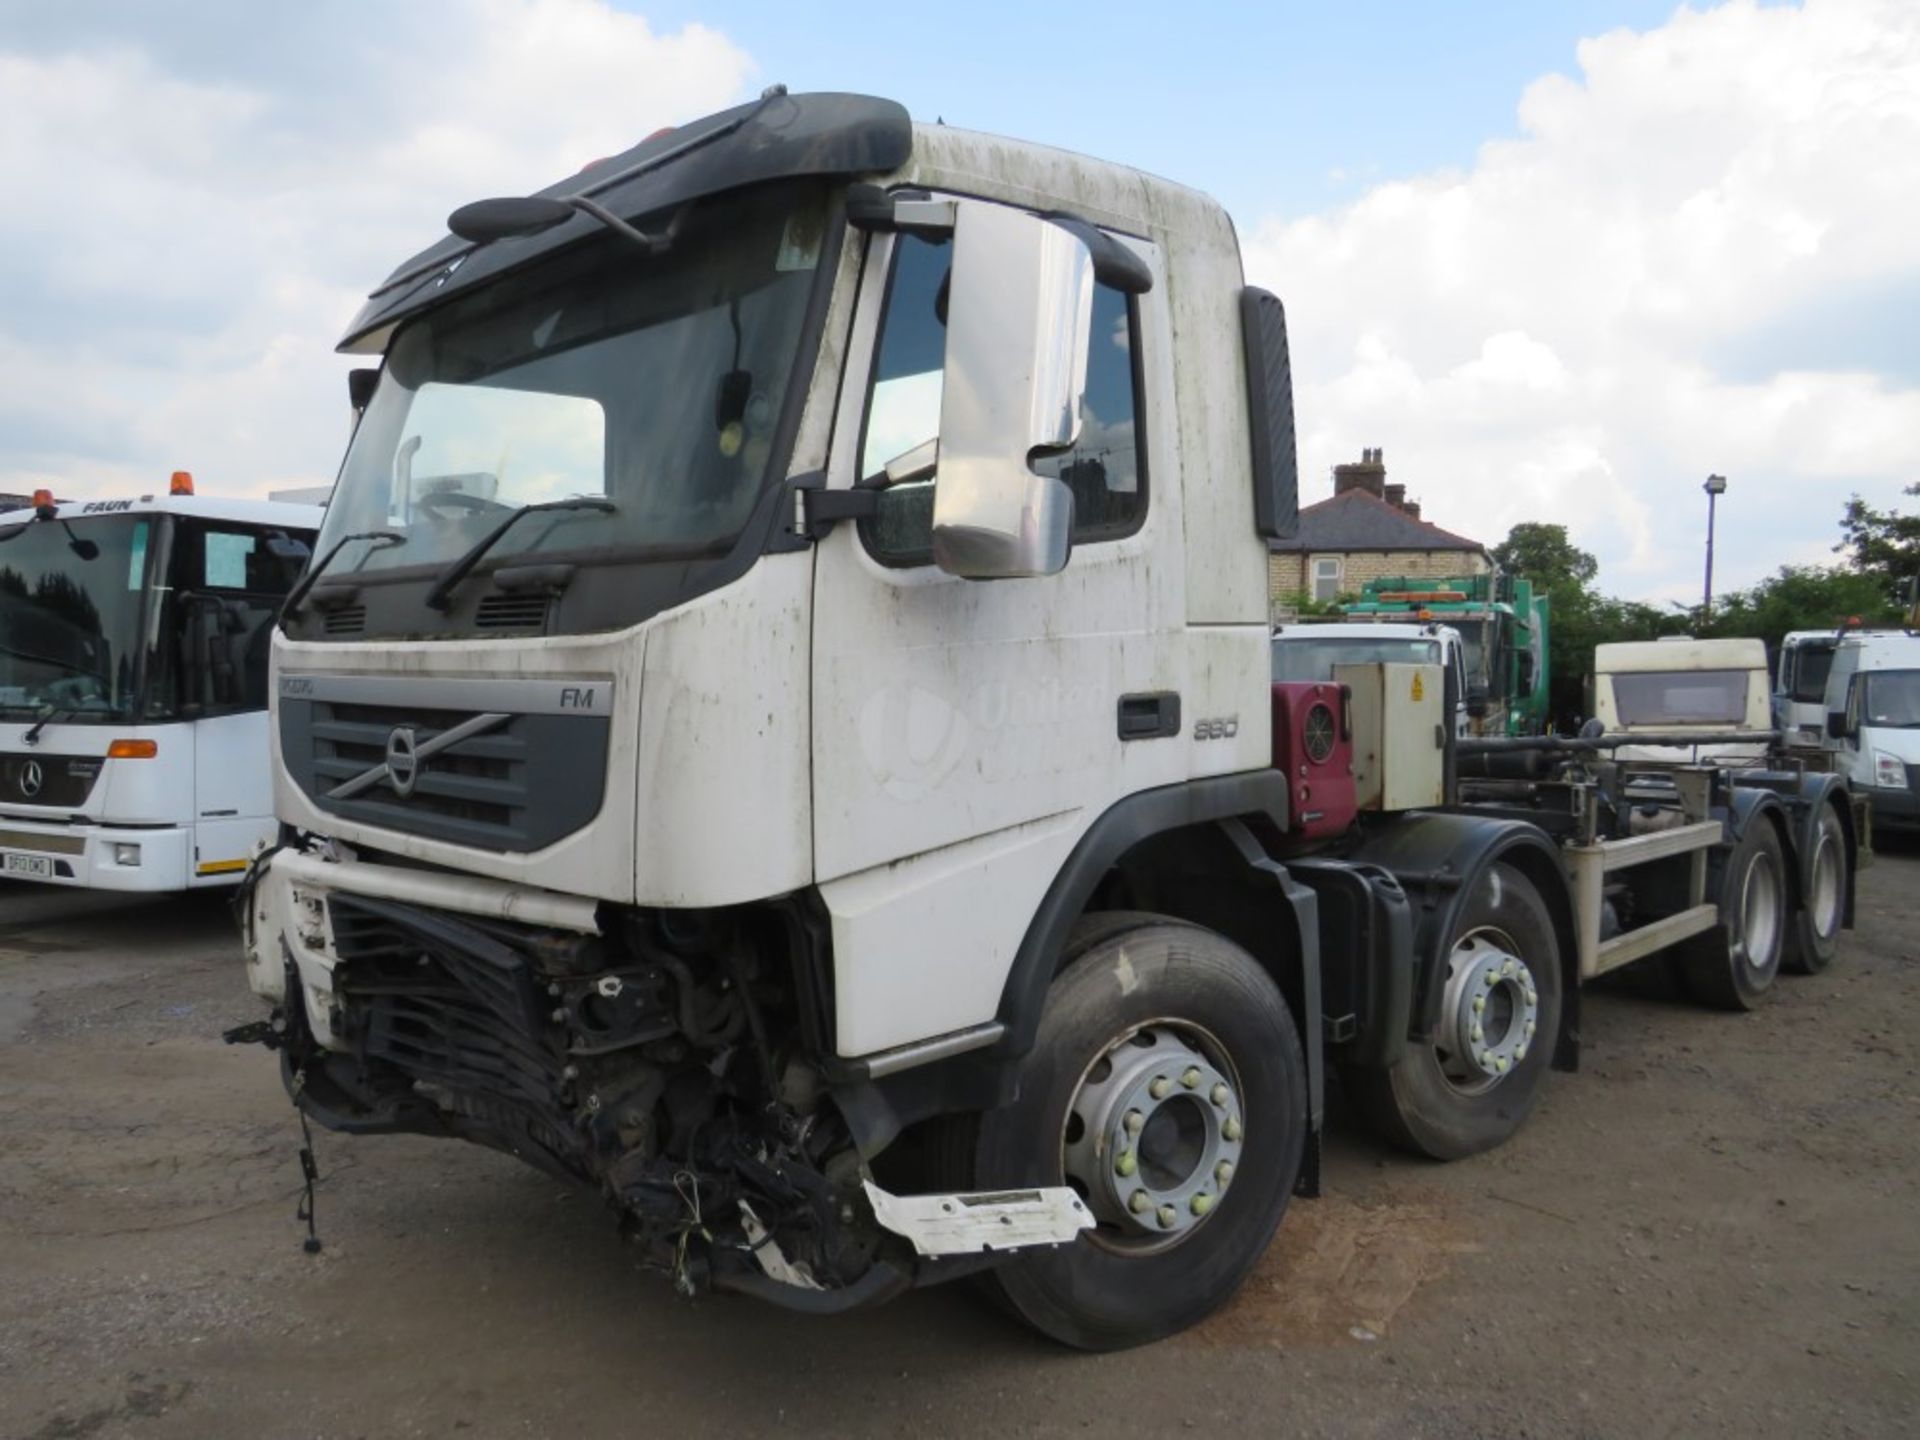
top-left (1874, 750), bottom-right (1907, 789)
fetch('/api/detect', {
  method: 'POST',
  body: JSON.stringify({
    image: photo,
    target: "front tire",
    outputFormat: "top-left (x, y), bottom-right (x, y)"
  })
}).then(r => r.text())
top-left (974, 918), bottom-right (1308, 1350)
top-left (1679, 820), bottom-right (1788, 1009)
top-left (1345, 862), bottom-right (1563, 1162)
top-left (1784, 804), bottom-right (1846, 976)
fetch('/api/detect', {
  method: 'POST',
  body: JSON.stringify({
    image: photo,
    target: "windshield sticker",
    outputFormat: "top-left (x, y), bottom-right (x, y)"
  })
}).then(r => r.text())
top-left (775, 209), bottom-right (824, 272)
top-left (126, 520), bottom-right (148, 591)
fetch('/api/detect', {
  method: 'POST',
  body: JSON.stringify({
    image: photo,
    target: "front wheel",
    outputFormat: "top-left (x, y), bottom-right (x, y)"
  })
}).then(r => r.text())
top-left (1345, 862), bottom-right (1563, 1161)
top-left (974, 918), bottom-right (1308, 1350)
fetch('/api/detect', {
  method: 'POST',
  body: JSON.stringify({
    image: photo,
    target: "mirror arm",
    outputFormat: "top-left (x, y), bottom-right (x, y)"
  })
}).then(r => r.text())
top-left (786, 473), bottom-right (879, 541)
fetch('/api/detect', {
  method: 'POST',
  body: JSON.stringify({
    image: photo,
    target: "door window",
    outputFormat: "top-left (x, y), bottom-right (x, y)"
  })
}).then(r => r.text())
top-left (170, 523), bottom-right (313, 715)
top-left (858, 228), bottom-right (1147, 567)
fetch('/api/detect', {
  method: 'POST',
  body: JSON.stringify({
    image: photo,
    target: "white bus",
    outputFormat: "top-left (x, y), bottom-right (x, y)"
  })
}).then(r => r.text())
top-left (0, 479), bottom-right (322, 890)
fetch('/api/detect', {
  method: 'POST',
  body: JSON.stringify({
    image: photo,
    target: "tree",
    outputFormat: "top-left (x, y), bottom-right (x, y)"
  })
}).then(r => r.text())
top-left (1699, 565), bottom-right (1904, 653)
top-left (1491, 522), bottom-right (1599, 590)
top-left (1836, 483), bottom-right (1920, 595)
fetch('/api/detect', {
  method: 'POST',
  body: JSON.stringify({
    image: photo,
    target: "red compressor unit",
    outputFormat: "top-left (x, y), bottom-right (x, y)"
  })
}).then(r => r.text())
top-left (1270, 681), bottom-right (1357, 842)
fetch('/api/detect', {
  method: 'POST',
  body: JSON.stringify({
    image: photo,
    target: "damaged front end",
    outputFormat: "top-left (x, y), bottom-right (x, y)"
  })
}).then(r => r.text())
top-left (236, 846), bottom-right (1088, 1309)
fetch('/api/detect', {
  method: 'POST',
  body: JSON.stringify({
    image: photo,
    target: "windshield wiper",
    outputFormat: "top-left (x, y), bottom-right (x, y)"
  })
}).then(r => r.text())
top-left (23, 706), bottom-right (73, 745)
top-left (280, 530), bottom-right (407, 625)
top-left (423, 498), bottom-right (616, 612)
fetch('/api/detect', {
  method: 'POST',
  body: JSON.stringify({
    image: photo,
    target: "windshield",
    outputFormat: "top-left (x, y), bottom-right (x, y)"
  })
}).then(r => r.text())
top-left (320, 182), bottom-right (827, 586)
top-left (0, 515), bottom-right (151, 721)
top-left (1862, 670), bottom-right (1920, 728)
top-left (1273, 635), bottom-right (1442, 682)
top-left (1611, 669), bottom-right (1752, 726)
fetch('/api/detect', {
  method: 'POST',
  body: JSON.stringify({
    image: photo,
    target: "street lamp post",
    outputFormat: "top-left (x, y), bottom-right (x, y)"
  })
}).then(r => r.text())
top-left (1702, 474), bottom-right (1728, 621)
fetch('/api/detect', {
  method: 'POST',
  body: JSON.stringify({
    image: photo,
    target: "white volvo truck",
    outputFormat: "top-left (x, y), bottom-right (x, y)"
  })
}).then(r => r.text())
top-left (235, 92), bottom-right (1857, 1348)
top-left (0, 481), bottom-right (320, 890)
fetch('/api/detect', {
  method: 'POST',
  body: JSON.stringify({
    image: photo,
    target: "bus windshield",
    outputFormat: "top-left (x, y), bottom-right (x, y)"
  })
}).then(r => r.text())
top-left (0, 514), bottom-right (152, 722)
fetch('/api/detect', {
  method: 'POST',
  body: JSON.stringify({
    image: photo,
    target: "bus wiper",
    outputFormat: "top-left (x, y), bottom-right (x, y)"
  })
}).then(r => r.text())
top-left (280, 530), bottom-right (407, 626)
top-left (23, 706), bottom-right (73, 745)
top-left (423, 498), bottom-right (616, 612)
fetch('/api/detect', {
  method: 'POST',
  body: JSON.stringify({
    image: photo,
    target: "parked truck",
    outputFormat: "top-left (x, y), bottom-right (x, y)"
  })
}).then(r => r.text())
top-left (1342, 570), bottom-right (1551, 735)
top-left (0, 478), bottom-right (320, 889)
top-left (233, 92), bottom-right (1857, 1349)
top-left (1272, 619), bottom-right (1473, 736)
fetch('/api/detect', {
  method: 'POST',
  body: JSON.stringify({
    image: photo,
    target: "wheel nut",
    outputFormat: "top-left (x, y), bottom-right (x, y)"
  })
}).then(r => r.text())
top-left (1502, 960), bottom-right (1514, 977)
top-left (1215, 1160), bottom-right (1234, 1186)
top-left (1156, 1204), bottom-right (1177, 1229)
top-left (1190, 1193), bottom-right (1214, 1217)
top-left (1223, 1116), bottom-right (1242, 1143)
top-left (1515, 1045), bottom-right (1528, 1062)
top-left (1115, 1150), bottom-right (1138, 1178)
top-left (1525, 1020), bottom-right (1536, 1036)
top-left (1124, 1108), bottom-right (1145, 1135)
top-left (1149, 1076), bottom-right (1172, 1100)
top-left (1473, 995), bottom-right (1486, 1014)
top-left (1495, 1056), bottom-right (1509, 1073)
top-left (1129, 1189), bottom-right (1152, 1214)
top-left (1526, 990), bottom-right (1538, 1005)
top-left (1471, 1025), bottom-right (1483, 1043)
top-left (1210, 1083), bottom-right (1229, 1107)
top-left (1181, 1067), bottom-right (1203, 1090)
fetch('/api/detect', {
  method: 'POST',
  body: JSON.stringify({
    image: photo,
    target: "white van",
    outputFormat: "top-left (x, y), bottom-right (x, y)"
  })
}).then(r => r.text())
top-left (1823, 631), bottom-right (1920, 834)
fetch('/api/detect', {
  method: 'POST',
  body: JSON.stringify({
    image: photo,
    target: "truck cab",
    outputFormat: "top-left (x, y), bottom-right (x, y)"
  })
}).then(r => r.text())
top-left (1591, 637), bottom-right (1773, 763)
top-left (0, 486), bottom-right (321, 889)
top-left (1272, 620), bottom-right (1470, 736)
top-left (1822, 631), bottom-right (1920, 833)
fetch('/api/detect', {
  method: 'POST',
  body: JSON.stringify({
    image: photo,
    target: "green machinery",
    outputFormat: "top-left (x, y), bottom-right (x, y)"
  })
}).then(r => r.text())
top-left (1343, 571), bottom-right (1552, 735)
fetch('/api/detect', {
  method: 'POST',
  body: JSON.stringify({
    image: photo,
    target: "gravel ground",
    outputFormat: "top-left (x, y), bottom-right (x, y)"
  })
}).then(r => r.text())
top-left (1, 843), bottom-right (1916, 1439)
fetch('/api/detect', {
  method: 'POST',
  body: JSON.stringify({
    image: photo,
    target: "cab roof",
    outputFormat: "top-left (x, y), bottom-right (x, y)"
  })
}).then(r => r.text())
top-left (0, 494), bottom-right (326, 529)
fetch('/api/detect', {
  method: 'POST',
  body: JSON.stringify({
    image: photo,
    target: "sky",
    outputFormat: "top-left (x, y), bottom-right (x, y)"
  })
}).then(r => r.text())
top-left (0, 0), bottom-right (1914, 604)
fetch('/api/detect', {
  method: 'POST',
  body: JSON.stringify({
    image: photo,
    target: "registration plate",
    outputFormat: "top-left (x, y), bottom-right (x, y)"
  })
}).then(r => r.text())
top-left (2, 852), bottom-right (53, 880)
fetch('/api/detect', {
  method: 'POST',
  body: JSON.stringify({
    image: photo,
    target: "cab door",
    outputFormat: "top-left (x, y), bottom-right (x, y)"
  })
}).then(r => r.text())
top-left (807, 199), bottom-right (1187, 1058)
top-left (177, 521), bottom-right (307, 880)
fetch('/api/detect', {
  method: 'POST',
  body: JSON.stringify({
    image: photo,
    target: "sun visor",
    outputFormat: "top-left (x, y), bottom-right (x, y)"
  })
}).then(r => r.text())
top-left (339, 92), bottom-right (913, 353)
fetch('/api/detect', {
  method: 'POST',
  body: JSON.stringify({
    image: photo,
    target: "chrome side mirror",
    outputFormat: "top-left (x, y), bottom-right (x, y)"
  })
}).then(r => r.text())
top-left (930, 203), bottom-right (1094, 579)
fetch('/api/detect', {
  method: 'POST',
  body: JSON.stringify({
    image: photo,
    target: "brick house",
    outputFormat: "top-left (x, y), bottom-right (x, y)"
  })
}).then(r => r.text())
top-left (1269, 448), bottom-right (1491, 615)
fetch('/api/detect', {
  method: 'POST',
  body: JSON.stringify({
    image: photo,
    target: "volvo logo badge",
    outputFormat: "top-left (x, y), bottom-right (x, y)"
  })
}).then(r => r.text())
top-left (384, 727), bottom-right (420, 798)
top-left (19, 760), bottom-right (42, 799)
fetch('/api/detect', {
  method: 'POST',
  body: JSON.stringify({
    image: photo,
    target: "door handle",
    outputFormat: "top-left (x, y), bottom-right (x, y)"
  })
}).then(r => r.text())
top-left (1117, 692), bottom-right (1181, 741)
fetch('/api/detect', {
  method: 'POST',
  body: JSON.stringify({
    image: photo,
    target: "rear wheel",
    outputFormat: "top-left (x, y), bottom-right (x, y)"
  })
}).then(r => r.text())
top-left (1783, 805), bottom-right (1846, 975)
top-left (1345, 863), bottom-right (1562, 1161)
top-left (974, 919), bottom-right (1308, 1350)
top-left (1679, 821), bottom-right (1787, 1009)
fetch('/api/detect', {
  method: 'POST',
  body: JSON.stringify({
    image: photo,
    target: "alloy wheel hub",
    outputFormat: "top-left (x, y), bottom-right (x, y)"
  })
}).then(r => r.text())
top-left (1439, 932), bottom-right (1538, 1087)
top-left (1063, 1024), bottom-right (1242, 1241)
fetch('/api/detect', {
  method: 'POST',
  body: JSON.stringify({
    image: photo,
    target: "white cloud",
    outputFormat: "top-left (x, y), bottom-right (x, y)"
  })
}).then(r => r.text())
top-left (1243, 0), bottom-right (1920, 603)
top-left (0, 0), bottom-right (753, 500)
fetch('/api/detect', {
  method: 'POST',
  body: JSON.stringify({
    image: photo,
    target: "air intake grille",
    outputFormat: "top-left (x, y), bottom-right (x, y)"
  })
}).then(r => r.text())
top-left (278, 687), bottom-right (610, 852)
top-left (323, 606), bottom-right (367, 636)
top-left (476, 594), bottom-right (551, 630)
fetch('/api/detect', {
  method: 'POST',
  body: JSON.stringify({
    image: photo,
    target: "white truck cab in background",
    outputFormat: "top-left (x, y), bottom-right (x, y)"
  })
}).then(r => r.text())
top-left (0, 482), bottom-right (321, 890)
top-left (1272, 621), bottom-right (1471, 737)
top-left (1591, 637), bottom-right (1772, 763)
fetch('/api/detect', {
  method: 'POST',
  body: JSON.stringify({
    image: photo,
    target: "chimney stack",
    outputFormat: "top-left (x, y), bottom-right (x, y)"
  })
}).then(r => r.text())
top-left (1332, 446), bottom-right (1387, 499)
top-left (1403, 499), bottom-right (1421, 520)
top-left (1384, 482), bottom-right (1406, 508)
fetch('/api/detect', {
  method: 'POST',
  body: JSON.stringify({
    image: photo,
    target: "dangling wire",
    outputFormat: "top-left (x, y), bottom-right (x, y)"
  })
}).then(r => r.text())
top-left (294, 1096), bottom-right (323, 1255)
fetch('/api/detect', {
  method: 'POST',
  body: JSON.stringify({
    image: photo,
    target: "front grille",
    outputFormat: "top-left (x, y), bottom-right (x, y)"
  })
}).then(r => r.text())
top-left (0, 753), bottom-right (101, 808)
top-left (328, 894), bottom-right (573, 1159)
top-left (323, 606), bottom-right (367, 636)
top-left (278, 685), bottom-right (611, 852)
top-left (476, 594), bottom-right (550, 630)
top-left (311, 702), bottom-right (523, 843)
